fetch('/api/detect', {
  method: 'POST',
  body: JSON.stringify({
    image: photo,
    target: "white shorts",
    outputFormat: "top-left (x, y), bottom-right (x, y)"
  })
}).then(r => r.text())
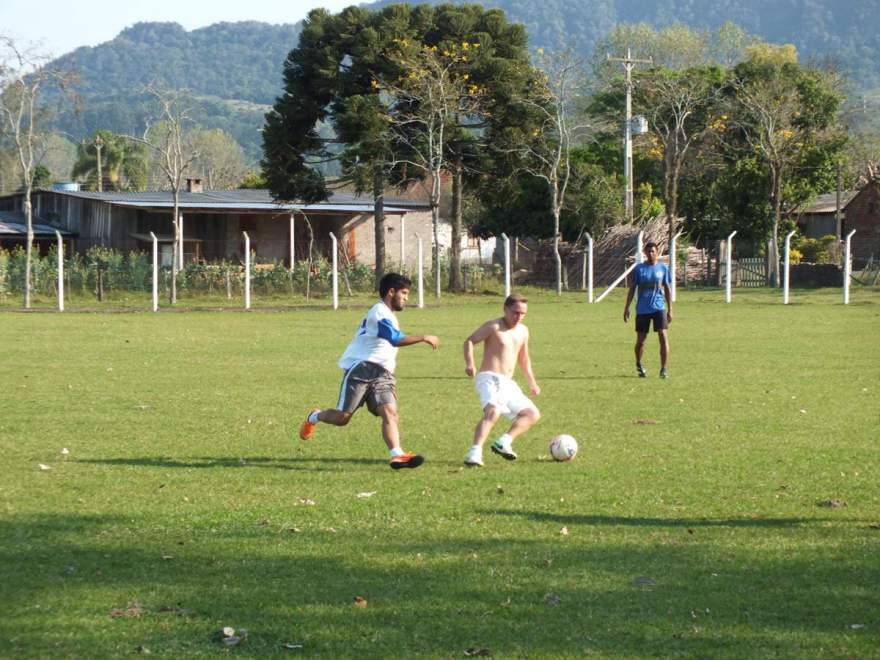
top-left (475, 371), bottom-right (538, 421)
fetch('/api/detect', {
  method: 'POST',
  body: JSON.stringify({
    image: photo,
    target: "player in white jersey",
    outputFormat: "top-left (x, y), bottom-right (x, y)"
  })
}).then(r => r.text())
top-left (299, 273), bottom-right (439, 469)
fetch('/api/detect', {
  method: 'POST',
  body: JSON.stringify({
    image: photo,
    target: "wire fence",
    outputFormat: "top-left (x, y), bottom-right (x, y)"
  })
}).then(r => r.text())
top-left (0, 245), bottom-right (508, 305)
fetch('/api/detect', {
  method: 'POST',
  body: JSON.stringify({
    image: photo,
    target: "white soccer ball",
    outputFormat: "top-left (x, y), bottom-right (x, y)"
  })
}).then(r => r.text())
top-left (549, 434), bottom-right (578, 461)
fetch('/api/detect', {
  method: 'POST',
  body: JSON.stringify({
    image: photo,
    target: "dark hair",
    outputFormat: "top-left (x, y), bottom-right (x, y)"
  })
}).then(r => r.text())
top-left (379, 272), bottom-right (412, 298)
top-left (644, 241), bottom-right (658, 252)
top-left (504, 294), bottom-right (528, 308)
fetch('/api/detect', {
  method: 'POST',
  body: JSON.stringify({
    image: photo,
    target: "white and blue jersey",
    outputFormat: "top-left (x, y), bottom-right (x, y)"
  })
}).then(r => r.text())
top-left (633, 262), bottom-right (671, 315)
top-left (338, 301), bottom-right (406, 373)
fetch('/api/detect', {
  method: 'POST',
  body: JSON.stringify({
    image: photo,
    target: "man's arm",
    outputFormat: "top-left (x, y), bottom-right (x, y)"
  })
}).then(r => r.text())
top-left (517, 330), bottom-right (540, 395)
top-left (623, 284), bottom-right (636, 322)
top-left (397, 334), bottom-right (439, 349)
top-left (663, 282), bottom-right (673, 323)
top-left (378, 317), bottom-right (438, 350)
top-left (463, 321), bottom-right (494, 377)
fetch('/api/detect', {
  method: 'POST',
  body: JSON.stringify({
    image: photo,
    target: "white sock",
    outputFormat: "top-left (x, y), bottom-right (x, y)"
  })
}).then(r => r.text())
top-left (497, 433), bottom-right (513, 449)
top-left (390, 447), bottom-right (405, 458)
top-left (308, 411), bottom-right (321, 424)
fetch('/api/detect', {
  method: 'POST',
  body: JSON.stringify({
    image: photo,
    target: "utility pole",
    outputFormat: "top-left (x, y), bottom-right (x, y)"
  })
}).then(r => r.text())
top-left (94, 134), bottom-right (104, 192)
top-left (608, 48), bottom-right (652, 222)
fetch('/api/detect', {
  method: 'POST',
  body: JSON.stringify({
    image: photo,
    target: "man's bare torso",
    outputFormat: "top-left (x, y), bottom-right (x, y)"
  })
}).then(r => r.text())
top-left (479, 318), bottom-right (528, 378)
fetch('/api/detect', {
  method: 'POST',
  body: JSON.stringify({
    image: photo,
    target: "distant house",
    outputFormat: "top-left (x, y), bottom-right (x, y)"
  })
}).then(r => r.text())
top-left (798, 180), bottom-right (880, 263)
top-left (0, 180), bottom-right (495, 268)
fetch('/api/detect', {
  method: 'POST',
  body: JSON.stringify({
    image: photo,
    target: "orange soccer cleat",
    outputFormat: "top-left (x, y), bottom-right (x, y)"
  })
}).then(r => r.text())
top-left (299, 409), bottom-right (320, 441)
top-left (389, 452), bottom-right (425, 470)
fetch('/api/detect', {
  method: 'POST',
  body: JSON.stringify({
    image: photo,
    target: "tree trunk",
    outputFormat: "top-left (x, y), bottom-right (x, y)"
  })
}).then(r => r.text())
top-left (666, 157), bottom-right (682, 246)
top-left (769, 165), bottom-right (782, 287)
top-left (23, 193), bottom-right (33, 309)
top-left (449, 160), bottom-right (463, 291)
top-left (171, 192), bottom-right (179, 304)
top-left (433, 204), bottom-right (441, 298)
top-left (551, 186), bottom-right (562, 296)
top-left (373, 167), bottom-right (385, 290)
top-left (431, 170), bottom-right (442, 299)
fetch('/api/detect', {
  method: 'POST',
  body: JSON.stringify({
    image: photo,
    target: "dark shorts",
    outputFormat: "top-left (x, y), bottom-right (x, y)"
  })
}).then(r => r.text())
top-left (635, 311), bottom-right (668, 333)
top-left (336, 361), bottom-right (396, 416)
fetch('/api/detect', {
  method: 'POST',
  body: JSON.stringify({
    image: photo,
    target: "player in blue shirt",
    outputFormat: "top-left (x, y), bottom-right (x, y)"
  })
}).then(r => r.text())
top-left (298, 273), bottom-right (440, 469)
top-left (623, 242), bottom-right (673, 378)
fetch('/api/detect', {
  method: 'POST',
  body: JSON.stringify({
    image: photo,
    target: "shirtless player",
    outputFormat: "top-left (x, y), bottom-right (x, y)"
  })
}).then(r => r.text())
top-left (462, 294), bottom-right (541, 467)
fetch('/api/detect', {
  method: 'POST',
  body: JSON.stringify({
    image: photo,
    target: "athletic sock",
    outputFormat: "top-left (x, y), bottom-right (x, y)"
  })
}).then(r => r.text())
top-left (308, 411), bottom-right (321, 424)
top-left (497, 433), bottom-right (513, 449)
top-left (390, 447), bottom-right (405, 458)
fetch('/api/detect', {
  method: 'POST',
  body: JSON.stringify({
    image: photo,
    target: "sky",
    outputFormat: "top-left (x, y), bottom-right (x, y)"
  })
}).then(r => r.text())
top-left (0, 0), bottom-right (363, 58)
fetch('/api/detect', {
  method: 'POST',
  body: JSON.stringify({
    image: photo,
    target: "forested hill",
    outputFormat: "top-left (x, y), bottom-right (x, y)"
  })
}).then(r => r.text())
top-left (47, 21), bottom-right (302, 160)
top-left (55, 21), bottom-right (300, 105)
top-left (368, 0), bottom-right (879, 85)
top-left (45, 0), bottom-right (878, 161)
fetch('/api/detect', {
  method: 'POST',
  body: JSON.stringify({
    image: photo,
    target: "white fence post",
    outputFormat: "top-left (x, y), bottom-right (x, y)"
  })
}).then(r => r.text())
top-left (400, 215), bottom-right (406, 270)
top-left (636, 230), bottom-right (644, 263)
top-left (330, 232), bottom-right (339, 310)
top-left (290, 213), bottom-right (296, 273)
top-left (243, 231), bottom-right (251, 310)
top-left (501, 232), bottom-right (511, 297)
top-left (725, 230), bottom-right (737, 304)
top-left (584, 233), bottom-right (594, 303)
top-left (178, 212), bottom-right (184, 272)
top-left (55, 230), bottom-right (64, 312)
top-left (416, 234), bottom-right (424, 309)
top-left (844, 229), bottom-right (856, 304)
top-left (150, 231), bottom-right (158, 312)
top-left (670, 230), bottom-right (683, 302)
top-left (783, 230), bottom-right (796, 304)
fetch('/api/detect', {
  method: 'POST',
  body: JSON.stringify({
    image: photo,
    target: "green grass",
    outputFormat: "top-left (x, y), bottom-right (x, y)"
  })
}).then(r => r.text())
top-left (2, 288), bottom-right (878, 658)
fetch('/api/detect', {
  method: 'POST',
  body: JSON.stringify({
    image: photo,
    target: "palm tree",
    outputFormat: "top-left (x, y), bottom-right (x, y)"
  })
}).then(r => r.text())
top-left (71, 130), bottom-right (148, 191)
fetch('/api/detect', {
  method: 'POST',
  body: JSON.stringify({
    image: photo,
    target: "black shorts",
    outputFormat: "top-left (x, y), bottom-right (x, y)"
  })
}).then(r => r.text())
top-left (635, 311), bottom-right (668, 333)
top-left (336, 361), bottom-right (397, 416)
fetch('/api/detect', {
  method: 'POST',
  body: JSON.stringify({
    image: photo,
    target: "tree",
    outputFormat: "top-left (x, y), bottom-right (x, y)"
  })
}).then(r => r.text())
top-left (190, 128), bottom-right (248, 189)
top-left (0, 36), bottom-right (73, 308)
top-left (126, 86), bottom-right (199, 304)
top-left (726, 46), bottom-right (844, 285)
top-left (638, 65), bottom-right (725, 241)
top-left (378, 40), bottom-right (487, 299)
top-left (71, 130), bottom-right (148, 191)
top-left (263, 5), bottom-right (531, 292)
top-left (513, 49), bottom-right (591, 295)
top-left (435, 5), bottom-right (532, 291)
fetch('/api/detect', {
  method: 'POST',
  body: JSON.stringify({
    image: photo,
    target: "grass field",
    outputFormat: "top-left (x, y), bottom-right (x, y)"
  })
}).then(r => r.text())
top-left (2, 287), bottom-right (878, 658)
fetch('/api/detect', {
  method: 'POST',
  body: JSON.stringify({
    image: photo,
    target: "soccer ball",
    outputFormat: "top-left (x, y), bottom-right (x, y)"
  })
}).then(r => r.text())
top-left (549, 434), bottom-right (578, 461)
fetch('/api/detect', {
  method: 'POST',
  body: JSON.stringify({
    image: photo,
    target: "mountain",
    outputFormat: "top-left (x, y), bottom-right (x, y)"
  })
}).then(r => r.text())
top-left (44, 1), bottom-right (879, 164)
top-left (48, 21), bottom-right (302, 162)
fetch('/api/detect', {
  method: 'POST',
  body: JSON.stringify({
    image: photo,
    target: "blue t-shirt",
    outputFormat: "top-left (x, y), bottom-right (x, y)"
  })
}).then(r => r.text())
top-left (633, 262), bottom-right (670, 315)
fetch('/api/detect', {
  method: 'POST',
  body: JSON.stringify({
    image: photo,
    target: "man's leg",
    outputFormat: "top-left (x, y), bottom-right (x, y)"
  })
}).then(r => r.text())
top-left (376, 403), bottom-right (400, 451)
top-left (473, 405), bottom-right (502, 448)
top-left (490, 408), bottom-right (540, 461)
top-left (377, 402), bottom-right (424, 469)
top-left (299, 407), bottom-right (353, 440)
top-left (505, 408), bottom-right (541, 440)
top-left (658, 329), bottom-right (670, 375)
top-left (318, 410), bottom-right (353, 426)
top-left (635, 331), bottom-right (648, 376)
top-left (465, 405), bottom-right (501, 466)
